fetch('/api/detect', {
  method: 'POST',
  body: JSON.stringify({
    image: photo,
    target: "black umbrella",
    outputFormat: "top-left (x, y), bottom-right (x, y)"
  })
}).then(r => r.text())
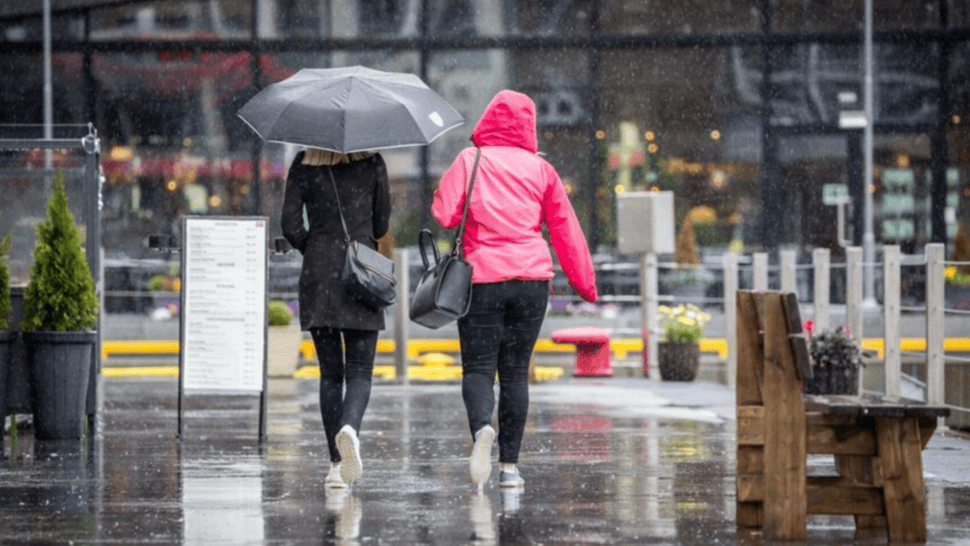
top-left (237, 66), bottom-right (464, 153)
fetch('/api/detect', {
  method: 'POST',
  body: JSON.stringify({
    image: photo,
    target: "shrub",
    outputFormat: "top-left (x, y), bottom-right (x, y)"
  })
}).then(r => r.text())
top-left (21, 173), bottom-right (98, 332)
top-left (268, 300), bottom-right (293, 326)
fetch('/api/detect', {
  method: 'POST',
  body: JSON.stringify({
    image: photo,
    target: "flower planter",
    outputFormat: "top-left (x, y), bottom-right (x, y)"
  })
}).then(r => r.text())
top-left (803, 364), bottom-right (859, 395)
top-left (657, 341), bottom-right (700, 382)
top-left (23, 331), bottom-right (96, 440)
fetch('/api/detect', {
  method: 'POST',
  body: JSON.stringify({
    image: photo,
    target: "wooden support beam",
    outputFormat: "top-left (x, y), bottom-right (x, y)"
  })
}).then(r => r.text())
top-left (876, 416), bottom-right (928, 543)
top-left (761, 292), bottom-right (807, 540)
top-left (737, 406), bottom-right (764, 446)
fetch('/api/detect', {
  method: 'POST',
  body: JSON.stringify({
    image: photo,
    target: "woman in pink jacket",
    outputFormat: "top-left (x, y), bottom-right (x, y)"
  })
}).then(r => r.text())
top-left (433, 90), bottom-right (598, 490)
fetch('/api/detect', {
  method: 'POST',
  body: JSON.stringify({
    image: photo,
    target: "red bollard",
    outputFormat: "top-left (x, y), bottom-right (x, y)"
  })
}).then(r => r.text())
top-left (551, 327), bottom-right (613, 377)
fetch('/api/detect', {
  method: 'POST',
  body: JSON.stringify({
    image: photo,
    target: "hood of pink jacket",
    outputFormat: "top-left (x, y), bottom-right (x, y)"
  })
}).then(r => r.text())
top-left (470, 90), bottom-right (539, 153)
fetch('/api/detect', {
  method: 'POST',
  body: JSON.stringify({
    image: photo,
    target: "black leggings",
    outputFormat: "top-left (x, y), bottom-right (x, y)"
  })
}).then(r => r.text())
top-left (457, 280), bottom-right (548, 464)
top-left (310, 327), bottom-right (378, 462)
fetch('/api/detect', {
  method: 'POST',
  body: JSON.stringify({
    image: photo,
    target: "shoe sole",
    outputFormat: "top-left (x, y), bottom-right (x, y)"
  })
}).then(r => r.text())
top-left (469, 426), bottom-right (495, 486)
top-left (336, 429), bottom-right (362, 484)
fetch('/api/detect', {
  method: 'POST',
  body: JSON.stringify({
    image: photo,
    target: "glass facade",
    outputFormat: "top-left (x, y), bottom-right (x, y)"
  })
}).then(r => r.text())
top-left (1, 0), bottom-right (968, 266)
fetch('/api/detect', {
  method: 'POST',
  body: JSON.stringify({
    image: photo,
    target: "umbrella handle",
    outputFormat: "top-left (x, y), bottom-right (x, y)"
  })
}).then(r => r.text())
top-left (417, 229), bottom-right (440, 270)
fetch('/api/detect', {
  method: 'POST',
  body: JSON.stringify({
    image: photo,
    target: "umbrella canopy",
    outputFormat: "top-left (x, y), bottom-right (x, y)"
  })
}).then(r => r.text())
top-left (237, 66), bottom-right (464, 153)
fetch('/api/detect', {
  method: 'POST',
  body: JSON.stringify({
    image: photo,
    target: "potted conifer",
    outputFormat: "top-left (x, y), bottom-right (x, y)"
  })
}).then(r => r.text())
top-left (1, 234), bottom-right (13, 418)
top-left (20, 174), bottom-right (98, 440)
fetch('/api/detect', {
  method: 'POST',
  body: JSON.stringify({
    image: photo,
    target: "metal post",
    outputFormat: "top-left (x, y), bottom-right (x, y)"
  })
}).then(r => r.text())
top-left (753, 253), bottom-right (768, 291)
top-left (846, 247), bottom-right (863, 343)
top-left (883, 246), bottom-right (901, 399)
top-left (780, 250), bottom-right (796, 293)
top-left (723, 252), bottom-right (738, 389)
top-left (394, 248), bottom-right (410, 385)
top-left (813, 248), bottom-right (830, 332)
top-left (43, 0), bottom-right (53, 194)
top-left (862, 0), bottom-right (877, 307)
top-left (926, 243), bottom-right (945, 409)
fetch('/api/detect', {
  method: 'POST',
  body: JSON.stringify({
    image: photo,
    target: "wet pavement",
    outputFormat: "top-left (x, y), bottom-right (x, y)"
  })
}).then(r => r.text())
top-left (3, 376), bottom-right (970, 545)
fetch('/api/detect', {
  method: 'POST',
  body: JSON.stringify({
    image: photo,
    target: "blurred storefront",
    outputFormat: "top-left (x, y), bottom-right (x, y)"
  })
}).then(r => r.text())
top-left (1, 0), bottom-right (968, 264)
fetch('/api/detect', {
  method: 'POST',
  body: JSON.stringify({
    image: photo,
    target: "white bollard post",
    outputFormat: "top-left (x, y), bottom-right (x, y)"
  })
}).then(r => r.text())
top-left (723, 252), bottom-right (738, 389)
top-left (813, 248), bottom-right (830, 332)
top-left (754, 253), bottom-right (768, 291)
top-left (781, 250), bottom-right (796, 294)
top-left (394, 248), bottom-right (410, 385)
top-left (926, 243), bottom-right (945, 409)
top-left (884, 246), bottom-right (901, 399)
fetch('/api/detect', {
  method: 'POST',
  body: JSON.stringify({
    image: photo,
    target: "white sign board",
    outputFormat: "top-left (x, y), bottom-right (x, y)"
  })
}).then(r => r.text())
top-left (180, 217), bottom-right (267, 392)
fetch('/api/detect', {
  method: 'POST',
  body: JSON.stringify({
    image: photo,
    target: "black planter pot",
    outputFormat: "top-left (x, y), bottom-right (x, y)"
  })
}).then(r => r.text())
top-left (23, 331), bottom-right (96, 440)
top-left (803, 364), bottom-right (859, 395)
top-left (658, 341), bottom-right (700, 381)
top-left (0, 330), bottom-right (14, 416)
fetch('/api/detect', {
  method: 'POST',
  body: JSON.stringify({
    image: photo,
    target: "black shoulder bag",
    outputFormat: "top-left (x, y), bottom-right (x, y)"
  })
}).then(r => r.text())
top-left (409, 148), bottom-right (481, 328)
top-left (329, 167), bottom-right (397, 311)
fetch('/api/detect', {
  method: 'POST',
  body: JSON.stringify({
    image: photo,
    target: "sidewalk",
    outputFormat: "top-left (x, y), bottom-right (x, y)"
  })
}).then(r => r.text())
top-left (2, 376), bottom-right (969, 545)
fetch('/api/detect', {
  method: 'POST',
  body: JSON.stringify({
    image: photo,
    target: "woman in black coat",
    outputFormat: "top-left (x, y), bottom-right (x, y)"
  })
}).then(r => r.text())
top-left (281, 147), bottom-right (391, 489)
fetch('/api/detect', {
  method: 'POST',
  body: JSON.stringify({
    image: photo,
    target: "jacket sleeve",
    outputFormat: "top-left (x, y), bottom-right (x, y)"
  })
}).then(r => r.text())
top-left (281, 155), bottom-right (308, 254)
top-left (372, 154), bottom-right (391, 240)
top-left (541, 163), bottom-right (598, 302)
top-left (432, 148), bottom-right (473, 230)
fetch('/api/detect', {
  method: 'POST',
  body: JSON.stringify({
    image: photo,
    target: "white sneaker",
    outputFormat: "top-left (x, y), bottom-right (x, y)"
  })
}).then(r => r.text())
top-left (336, 425), bottom-right (362, 484)
top-left (469, 425), bottom-right (496, 488)
top-left (325, 462), bottom-right (346, 489)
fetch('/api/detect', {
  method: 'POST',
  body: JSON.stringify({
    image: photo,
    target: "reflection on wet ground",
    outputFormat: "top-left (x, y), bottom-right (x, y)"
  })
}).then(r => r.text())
top-left (2, 377), bottom-right (970, 544)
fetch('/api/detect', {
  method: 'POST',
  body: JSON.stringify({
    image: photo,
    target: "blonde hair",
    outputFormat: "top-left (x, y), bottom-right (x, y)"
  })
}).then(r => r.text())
top-left (302, 148), bottom-right (375, 166)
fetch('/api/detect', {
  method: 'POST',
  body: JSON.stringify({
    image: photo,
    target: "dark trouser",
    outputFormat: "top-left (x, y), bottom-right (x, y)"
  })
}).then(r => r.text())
top-left (457, 280), bottom-right (548, 464)
top-left (310, 327), bottom-right (378, 462)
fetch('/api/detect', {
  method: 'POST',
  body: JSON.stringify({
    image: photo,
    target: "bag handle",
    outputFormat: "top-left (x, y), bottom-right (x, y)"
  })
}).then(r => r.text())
top-left (451, 148), bottom-right (482, 259)
top-left (417, 229), bottom-right (440, 270)
top-left (327, 166), bottom-right (352, 245)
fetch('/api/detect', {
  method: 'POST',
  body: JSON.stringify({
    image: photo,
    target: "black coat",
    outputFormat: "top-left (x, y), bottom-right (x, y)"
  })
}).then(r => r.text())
top-left (281, 151), bottom-right (391, 331)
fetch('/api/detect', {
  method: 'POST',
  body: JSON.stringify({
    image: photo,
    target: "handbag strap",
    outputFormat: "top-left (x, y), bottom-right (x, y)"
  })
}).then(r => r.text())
top-left (327, 166), bottom-right (352, 244)
top-left (452, 148), bottom-right (482, 259)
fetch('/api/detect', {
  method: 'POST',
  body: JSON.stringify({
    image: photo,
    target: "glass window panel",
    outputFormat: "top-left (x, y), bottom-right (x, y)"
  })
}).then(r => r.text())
top-left (0, 133), bottom-right (92, 284)
top-left (0, 53), bottom-right (86, 124)
top-left (772, 0), bottom-right (940, 32)
top-left (598, 0), bottom-right (761, 35)
top-left (951, 0), bottom-right (970, 27)
top-left (91, 51), bottom-right (258, 257)
top-left (0, 14), bottom-right (84, 42)
top-left (949, 41), bottom-right (970, 247)
top-left (91, 0), bottom-right (251, 41)
top-left (767, 42), bottom-right (936, 128)
top-left (506, 0), bottom-right (594, 37)
top-left (598, 47), bottom-right (762, 249)
top-left (426, 0), bottom-right (506, 38)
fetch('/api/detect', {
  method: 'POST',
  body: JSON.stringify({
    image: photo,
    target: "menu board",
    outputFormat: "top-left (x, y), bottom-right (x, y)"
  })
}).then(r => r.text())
top-left (180, 217), bottom-right (267, 392)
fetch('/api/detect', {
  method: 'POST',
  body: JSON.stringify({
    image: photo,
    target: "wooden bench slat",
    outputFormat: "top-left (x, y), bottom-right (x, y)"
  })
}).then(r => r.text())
top-left (804, 394), bottom-right (951, 418)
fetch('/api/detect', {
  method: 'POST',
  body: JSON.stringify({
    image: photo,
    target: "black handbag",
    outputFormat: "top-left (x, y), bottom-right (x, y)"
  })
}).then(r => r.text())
top-left (329, 167), bottom-right (396, 311)
top-left (409, 149), bottom-right (481, 328)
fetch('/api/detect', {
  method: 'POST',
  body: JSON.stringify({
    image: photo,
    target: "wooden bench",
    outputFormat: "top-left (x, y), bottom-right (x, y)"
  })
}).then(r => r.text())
top-left (735, 290), bottom-right (950, 543)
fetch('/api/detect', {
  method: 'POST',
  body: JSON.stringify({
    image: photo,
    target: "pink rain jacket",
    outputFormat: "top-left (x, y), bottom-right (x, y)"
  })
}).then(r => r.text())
top-left (433, 90), bottom-right (598, 302)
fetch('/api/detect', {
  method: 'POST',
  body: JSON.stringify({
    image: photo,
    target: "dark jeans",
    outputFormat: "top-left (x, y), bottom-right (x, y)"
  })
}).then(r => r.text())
top-left (457, 280), bottom-right (548, 464)
top-left (310, 327), bottom-right (378, 462)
